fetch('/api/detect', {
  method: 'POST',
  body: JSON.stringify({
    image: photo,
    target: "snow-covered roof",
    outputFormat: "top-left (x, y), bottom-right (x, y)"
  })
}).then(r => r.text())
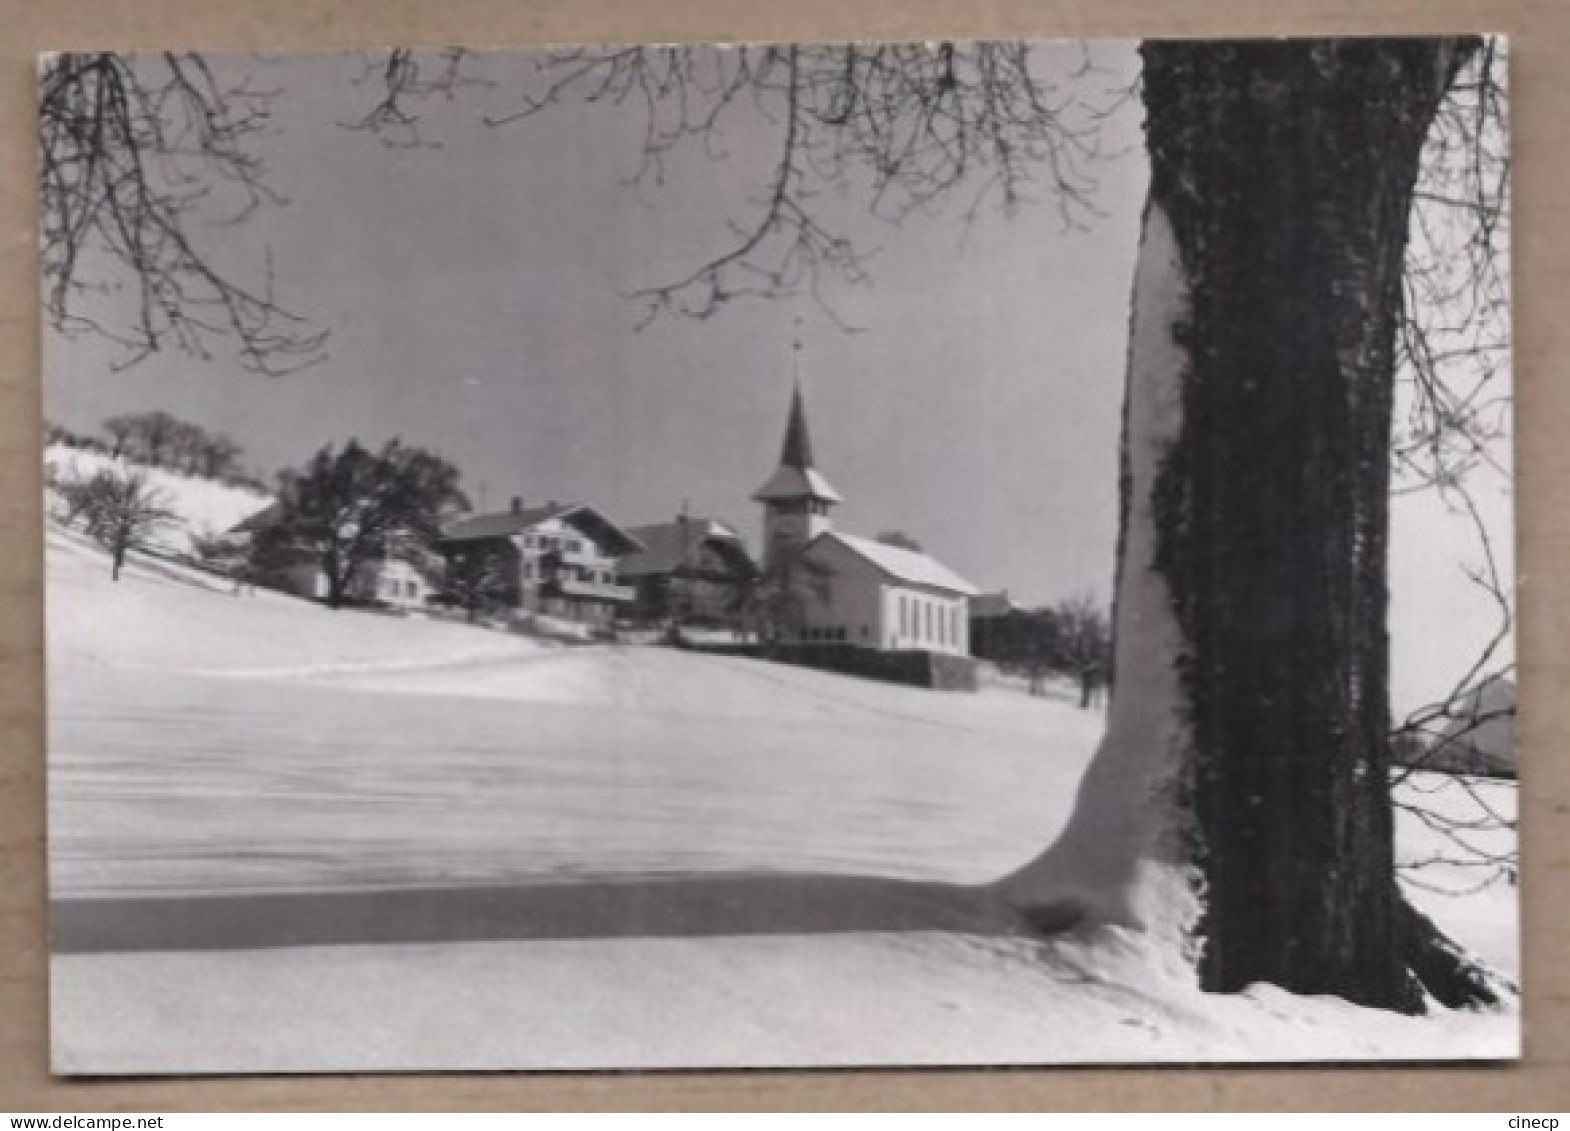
top-left (441, 501), bottom-right (578, 541)
top-left (751, 464), bottom-right (843, 504)
top-left (819, 531), bottom-right (978, 596)
top-left (442, 502), bottom-right (644, 556)
top-left (619, 517), bottom-right (755, 578)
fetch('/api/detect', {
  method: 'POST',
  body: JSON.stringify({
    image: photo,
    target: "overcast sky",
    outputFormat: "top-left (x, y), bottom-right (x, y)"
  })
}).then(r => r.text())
top-left (43, 43), bottom-right (1514, 714)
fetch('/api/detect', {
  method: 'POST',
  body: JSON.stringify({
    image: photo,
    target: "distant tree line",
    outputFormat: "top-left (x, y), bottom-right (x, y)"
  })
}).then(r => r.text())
top-left (45, 412), bottom-right (266, 491)
top-left (975, 594), bottom-right (1112, 709)
top-left (46, 415), bottom-right (468, 602)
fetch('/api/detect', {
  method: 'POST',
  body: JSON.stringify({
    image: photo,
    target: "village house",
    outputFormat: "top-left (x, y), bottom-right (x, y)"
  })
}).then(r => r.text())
top-left (439, 498), bottom-right (642, 625)
top-left (618, 514), bottom-right (757, 625)
top-left (224, 503), bottom-right (440, 610)
top-left (754, 383), bottom-right (978, 658)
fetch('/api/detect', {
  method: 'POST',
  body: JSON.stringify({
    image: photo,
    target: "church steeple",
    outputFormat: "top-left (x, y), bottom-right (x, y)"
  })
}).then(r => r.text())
top-left (753, 326), bottom-right (841, 564)
top-left (779, 380), bottom-right (815, 470)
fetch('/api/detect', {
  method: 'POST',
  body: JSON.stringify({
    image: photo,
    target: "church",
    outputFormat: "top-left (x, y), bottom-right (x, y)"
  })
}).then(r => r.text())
top-left (753, 382), bottom-right (978, 658)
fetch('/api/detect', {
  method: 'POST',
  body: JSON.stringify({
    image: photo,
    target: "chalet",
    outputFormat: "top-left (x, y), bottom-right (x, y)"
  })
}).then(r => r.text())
top-left (618, 514), bottom-right (757, 624)
top-left (754, 382), bottom-right (978, 657)
top-left (225, 503), bottom-right (439, 610)
top-left (439, 498), bottom-right (642, 625)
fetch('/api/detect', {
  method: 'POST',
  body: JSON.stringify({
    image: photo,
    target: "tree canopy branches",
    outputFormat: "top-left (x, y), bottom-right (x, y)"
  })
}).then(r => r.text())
top-left (267, 440), bottom-right (469, 608)
top-left (39, 52), bottom-right (327, 375)
top-left (338, 48), bottom-right (490, 148)
top-left (479, 43), bottom-right (1115, 326)
top-left (1395, 40), bottom-right (1511, 494)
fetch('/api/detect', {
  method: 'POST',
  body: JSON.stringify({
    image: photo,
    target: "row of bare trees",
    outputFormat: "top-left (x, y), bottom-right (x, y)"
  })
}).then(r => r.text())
top-left (48, 412), bottom-right (259, 486)
top-left (974, 595), bottom-right (1112, 708)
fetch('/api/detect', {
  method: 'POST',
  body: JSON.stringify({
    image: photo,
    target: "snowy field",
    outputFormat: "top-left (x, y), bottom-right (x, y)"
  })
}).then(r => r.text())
top-left (44, 445), bottom-right (272, 557)
top-left (45, 525), bottom-right (1519, 1073)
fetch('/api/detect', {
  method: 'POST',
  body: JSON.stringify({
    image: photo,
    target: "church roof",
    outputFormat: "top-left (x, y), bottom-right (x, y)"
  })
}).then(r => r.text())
top-left (816, 531), bottom-right (979, 596)
top-left (752, 382), bottom-right (843, 503)
top-left (752, 464), bottom-right (843, 504)
top-left (779, 382), bottom-right (815, 469)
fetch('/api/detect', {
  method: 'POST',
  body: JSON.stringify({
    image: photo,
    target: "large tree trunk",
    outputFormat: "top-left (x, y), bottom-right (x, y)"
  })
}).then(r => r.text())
top-left (1000, 39), bottom-right (1485, 1012)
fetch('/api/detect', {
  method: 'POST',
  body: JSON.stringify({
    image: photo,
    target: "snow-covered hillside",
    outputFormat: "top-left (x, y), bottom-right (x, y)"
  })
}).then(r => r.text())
top-left (44, 444), bottom-right (273, 557)
top-left (45, 530), bottom-right (1519, 1071)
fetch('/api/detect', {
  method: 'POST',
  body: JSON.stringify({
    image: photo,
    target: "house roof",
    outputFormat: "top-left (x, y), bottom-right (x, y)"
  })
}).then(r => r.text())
top-left (441, 502), bottom-right (644, 556)
top-left (228, 500), bottom-right (283, 534)
top-left (970, 590), bottom-right (1016, 619)
top-left (815, 531), bottom-right (979, 596)
top-left (619, 518), bottom-right (755, 578)
top-left (442, 502), bottom-right (576, 542)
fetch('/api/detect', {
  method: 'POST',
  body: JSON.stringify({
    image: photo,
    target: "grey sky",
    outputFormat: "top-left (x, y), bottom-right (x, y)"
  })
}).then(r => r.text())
top-left (42, 43), bottom-right (1513, 713)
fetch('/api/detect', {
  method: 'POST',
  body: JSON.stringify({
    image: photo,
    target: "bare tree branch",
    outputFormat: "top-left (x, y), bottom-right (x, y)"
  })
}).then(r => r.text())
top-left (339, 48), bottom-right (489, 148)
top-left (39, 52), bottom-right (327, 375)
top-left (483, 43), bottom-right (1117, 327)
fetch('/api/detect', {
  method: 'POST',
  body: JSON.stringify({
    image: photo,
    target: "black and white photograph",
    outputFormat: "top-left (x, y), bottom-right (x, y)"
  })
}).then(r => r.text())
top-left (40, 37), bottom-right (1517, 1073)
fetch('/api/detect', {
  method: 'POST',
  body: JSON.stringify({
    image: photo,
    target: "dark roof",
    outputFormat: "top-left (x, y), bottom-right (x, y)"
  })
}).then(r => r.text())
top-left (441, 502), bottom-right (645, 557)
top-left (228, 501), bottom-right (283, 534)
top-left (619, 518), bottom-right (754, 578)
top-left (752, 382), bottom-right (843, 503)
top-left (970, 591), bottom-right (1016, 619)
top-left (780, 382), bottom-right (815, 469)
top-left (442, 502), bottom-right (577, 542)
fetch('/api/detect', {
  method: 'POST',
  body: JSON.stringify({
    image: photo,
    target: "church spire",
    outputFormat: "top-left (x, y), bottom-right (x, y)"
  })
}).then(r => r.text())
top-left (752, 319), bottom-right (843, 512)
top-left (779, 379), bottom-right (816, 470)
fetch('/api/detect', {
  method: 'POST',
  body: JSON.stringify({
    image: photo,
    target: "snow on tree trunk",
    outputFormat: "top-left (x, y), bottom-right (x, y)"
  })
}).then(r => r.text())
top-left (998, 198), bottom-right (1200, 951)
top-left (1001, 39), bottom-right (1479, 1012)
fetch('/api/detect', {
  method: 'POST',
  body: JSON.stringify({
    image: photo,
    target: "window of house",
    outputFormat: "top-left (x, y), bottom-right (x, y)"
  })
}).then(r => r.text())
top-left (900, 594), bottom-right (909, 639)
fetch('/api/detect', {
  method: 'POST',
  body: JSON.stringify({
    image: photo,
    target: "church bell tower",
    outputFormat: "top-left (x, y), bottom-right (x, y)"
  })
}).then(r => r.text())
top-left (752, 337), bottom-right (842, 568)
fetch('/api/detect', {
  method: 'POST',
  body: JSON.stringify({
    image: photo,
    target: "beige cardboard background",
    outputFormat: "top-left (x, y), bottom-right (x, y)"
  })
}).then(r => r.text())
top-left (2, 0), bottom-right (1566, 1112)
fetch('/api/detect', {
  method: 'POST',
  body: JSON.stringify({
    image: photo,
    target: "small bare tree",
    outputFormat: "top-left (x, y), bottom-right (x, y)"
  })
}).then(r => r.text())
top-left (1053, 593), bottom-right (1112, 709)
top-left (73, 468), bottom-right (177, 581)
